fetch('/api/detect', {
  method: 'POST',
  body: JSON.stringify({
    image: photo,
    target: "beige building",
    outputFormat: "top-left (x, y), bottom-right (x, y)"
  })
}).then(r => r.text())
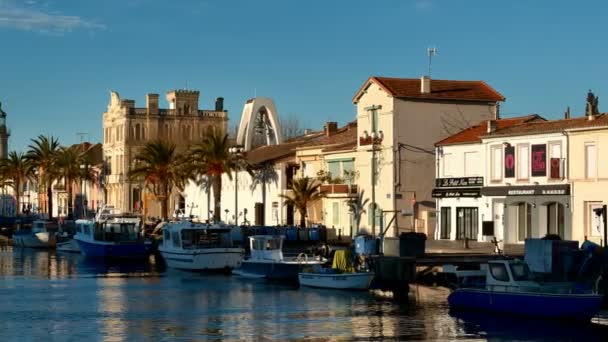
top-left (352, 76), bottom-right (504, 238)
top-left (102, 90), bottom-right (227, 216)
top-left (566, 114), bottom-right (608, 245)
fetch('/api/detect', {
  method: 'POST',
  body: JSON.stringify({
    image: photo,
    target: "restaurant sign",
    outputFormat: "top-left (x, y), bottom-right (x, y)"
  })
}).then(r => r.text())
top-left (481, 184), bottom-right (570, 197)
top-left (432, 188), bottom-right (481, 198)
top-left (435, 177), bottom-right (484, 188)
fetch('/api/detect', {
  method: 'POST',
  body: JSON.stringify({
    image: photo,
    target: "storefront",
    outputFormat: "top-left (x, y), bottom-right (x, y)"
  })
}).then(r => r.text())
top-left (433, 177), bottom-right (485, 241)
top-left (481, 184), bottom-right (571, 243)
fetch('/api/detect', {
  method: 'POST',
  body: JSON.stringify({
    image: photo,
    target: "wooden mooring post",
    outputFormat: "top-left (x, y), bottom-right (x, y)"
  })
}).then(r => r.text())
top-left (370, 256), bottom-right (416, 301)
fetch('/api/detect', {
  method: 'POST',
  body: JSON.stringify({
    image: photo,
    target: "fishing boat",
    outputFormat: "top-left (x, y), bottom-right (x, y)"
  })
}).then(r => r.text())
top-left (446, 259), bottom-right (604, 321)
top-left (298, 249), bottom-right (374, 290)
top-left (12, 220), bottom-right (58, 248)
top-left (56, 233), bottom-right (80, 253)
top-left (158, 221), bottom-right (244, 271)
top-left (233, 235), bottom-right (326, 282)
top-left (73, 215), bottom-right (153, 259)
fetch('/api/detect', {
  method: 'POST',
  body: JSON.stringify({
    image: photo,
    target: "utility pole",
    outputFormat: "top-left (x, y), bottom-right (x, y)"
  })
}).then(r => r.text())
top-left (364, 105), bottom-right (382, 236)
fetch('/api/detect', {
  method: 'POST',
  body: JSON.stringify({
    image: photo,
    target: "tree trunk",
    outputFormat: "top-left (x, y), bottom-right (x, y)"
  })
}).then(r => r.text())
top-left (261, 180), bottom-right (266, 226)
top-left (299, 208), bottom-right (306, 228)
top-left (212, 174), bottom-right (222, 222)
top-left (206, 182), bottom-right (211, 223)
top-left (67, 178), bottom-right (73, 219)
top-left (47, 183), bottom-right (53, 220)
top-left (15, 179), bottom-right (21, 215)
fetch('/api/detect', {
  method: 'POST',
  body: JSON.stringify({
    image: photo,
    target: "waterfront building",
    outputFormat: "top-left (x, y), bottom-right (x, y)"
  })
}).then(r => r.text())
top-left (352, 76), bottom-right (504, 238)
top-left (102, 90), bottom-right (227, 217)
top-left (433, 115), bottom-right (543, 242)
top-left (294, 121), bottom-right (358, 236)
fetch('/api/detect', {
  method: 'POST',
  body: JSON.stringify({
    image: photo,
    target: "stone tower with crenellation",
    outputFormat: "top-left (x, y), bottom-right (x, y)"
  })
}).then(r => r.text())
top-left (0, 102), bottom-right (10, 159)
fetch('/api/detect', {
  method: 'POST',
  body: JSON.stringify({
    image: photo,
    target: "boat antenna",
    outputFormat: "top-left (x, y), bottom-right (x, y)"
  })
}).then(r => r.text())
top-left (427, 46), bottom-right (437, 77)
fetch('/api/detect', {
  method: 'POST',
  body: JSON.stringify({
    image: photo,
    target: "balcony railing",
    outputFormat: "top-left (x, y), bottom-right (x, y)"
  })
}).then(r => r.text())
top-left (320, 184), bottom-right (358, 195)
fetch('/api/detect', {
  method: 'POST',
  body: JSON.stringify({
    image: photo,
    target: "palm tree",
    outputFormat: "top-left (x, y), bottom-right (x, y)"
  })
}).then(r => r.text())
top-left (0, 151), bottom-right (33, 215)
top-left (194, 174), bottom-right (212, 222)
top-left (250, 161), bottom-right (278, 226)
top-left (279, 177), bottom-right (324, 228)
top-left (346, 190), bottom-right (370, 237)
top-left (26, 135), bottom-right (61, 220)
top-left (189, 128), bottom-right (238, 222)
top-left (55, 145), bottom-right (96, 218)
top-left (128, 140), bottom-right (185, 220)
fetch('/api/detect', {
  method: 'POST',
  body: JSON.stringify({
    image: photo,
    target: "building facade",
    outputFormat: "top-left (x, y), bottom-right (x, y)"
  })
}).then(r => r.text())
top-left (102, 90), bottom-right (227, 216)
top-left (352, 76), bottom-right (504, 238)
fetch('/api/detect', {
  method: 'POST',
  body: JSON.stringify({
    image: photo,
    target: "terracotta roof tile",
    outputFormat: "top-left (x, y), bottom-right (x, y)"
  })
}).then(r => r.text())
top-left (298, 121), bottom-right (357, 150)
top-left (244, 132), bottom-right (324, 165)
top-left (435, 115), bottom-right (544, 146)
top-left (486, 114), bottom-right (608, 137)
top-left (353, 76), bottom-right (505, 103)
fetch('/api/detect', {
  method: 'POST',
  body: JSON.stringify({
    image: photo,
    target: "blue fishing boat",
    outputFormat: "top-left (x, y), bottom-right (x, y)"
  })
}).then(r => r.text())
top-left (233, 235), bottom-right (325, 282)
top-left (73, 215), bottom-right (152, 259)
top-left (446, 259), bottom-right (603, 321)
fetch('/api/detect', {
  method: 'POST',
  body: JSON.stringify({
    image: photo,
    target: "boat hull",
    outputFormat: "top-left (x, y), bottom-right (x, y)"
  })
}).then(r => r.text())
top-left (12, 232), bottom-right (56, 248)
top-left (448, 288), bottom-right (604, 321)
top-left (56, 239), bottom-right (80, 253)
top-left (235, 260), bottom-right (324, 282)
top-left (159, 248), bottom-right (244, 271)
top-left (298, 272), bottom-right (375, 290)
top-left (75, 238), bottom-right (153, 259)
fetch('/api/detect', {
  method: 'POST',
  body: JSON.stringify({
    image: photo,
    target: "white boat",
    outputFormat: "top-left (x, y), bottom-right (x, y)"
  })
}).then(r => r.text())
top-left (12, 220), bottom-right (58, 248)
top-left (298, 249), bottom-right (374, 290)
top-left (158, 221), bottom-right (244, 271)
top-left (299, 270), bottom-right (375, 290)
top-left (233, 235), bottom-right (326, 282)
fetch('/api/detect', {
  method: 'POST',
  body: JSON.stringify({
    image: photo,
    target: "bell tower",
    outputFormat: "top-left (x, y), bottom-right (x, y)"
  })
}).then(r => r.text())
top-left (0, 102), bottom-right (9, 159)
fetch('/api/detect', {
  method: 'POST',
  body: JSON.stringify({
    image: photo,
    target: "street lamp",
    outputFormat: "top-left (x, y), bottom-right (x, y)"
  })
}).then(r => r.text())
top-left (229, 145), bottom-right (245, 225)
top-left (362, 105), bottom-right (383, 236)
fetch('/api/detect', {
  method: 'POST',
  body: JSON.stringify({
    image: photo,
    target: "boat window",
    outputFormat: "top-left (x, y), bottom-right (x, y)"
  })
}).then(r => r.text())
top-left (266, 238), bottom-right (281, 250)
top-left (172, 231), bottom-right (180, 247)
top-left (181, 229), bottom-right (229, 249)
top-left (252, 239), bottom-right (265, 250)
top-left (84, 225), bottom-right (91, 235)
top-left (510, 263), bottom-right (533, 281)
top-left (489, 263), bottom-right (510, 282)
top-left (164, 229), bottom-right (171, 241)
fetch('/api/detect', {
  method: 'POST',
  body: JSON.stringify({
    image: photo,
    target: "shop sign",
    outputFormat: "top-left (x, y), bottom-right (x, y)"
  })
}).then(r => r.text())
top-left (504, 145), bottom-right (515, 178)
top-left (432, 188), bottom-right (481, 198)
top-left (531, 144), bottom-right (547, 177)
top-left (481, 184), bottom-right (570, 196)
top-left (435, 177), bottom-right (483, 188)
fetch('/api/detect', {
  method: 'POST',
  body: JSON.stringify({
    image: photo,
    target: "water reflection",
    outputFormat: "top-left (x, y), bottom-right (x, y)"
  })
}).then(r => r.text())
top-left (0, 247), bottom-right (607, 341)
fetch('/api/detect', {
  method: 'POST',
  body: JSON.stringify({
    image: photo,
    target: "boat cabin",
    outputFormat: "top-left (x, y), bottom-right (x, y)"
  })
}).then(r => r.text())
top-left (31, 220), bottom-right (59, 233)
top-left (75, 220), bottom-right (142, 242)
top-left (162, 222), bottom-right (234, 250)
top-left (486, 260), bottom-right (541, 292)
top-left (248, 235), bottom-right (284, 261)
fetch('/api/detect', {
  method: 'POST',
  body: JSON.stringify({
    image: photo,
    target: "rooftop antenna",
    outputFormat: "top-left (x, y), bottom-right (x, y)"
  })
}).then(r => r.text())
top-left (427, 46), bottom-right (437, 77)
top-left (76, 132), bottom-right (88, 143)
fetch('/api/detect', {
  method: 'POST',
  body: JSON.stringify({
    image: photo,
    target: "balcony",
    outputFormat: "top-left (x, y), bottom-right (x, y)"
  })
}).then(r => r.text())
top-left (320, 184), bottom-right (358, 196)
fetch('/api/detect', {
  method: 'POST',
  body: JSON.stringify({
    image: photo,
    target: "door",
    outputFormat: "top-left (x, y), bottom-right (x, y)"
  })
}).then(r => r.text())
top-left (493, 201), bottom-right (504, 241)
top-left (456, 207), bottom-right (478, 240)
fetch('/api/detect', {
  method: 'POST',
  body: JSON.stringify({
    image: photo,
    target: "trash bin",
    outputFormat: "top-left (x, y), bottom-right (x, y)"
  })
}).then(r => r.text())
top-left (399, 232), bottom-right (426, 257)
top-left (286, 227), bottom-right (298, 241)
top-left (298, 229), bottom-right (309, 241)
top-left (309, 228), bottom-right (320, 241)
top-left (354, 235), bottom-right (377, 256)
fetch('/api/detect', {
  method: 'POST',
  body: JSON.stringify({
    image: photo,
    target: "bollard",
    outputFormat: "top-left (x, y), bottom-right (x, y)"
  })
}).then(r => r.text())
top-left (463, 237), bottom-right (470, 249)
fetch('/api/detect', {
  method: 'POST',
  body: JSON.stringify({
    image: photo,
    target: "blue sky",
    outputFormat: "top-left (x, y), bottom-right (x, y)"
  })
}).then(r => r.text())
top-left (0, 0), bottom-right (606, 152)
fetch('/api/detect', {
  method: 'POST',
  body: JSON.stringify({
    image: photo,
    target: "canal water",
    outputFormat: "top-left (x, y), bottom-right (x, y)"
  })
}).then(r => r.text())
top-left (1, 247), bottom-right (607, 341)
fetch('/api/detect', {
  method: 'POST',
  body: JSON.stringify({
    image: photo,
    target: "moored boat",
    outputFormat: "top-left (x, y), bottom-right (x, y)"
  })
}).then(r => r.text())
top-left (158, 221), bottom-right (244, 271)
top-left (298, 249), bottom-right (374, 290)
top-left (56, 234), bottom-right (81, 253)
top-left (233, 235), bottom-right (326, 282)
top-left (446, 259), bottom-right (604, 321)
top-left (12, 220), bottom-right (58, 248)
top-left (74, 217), bottom-right (153, 259)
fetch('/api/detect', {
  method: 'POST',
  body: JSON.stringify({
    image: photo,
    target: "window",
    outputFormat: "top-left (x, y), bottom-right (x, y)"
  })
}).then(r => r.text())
top-left (587, 202), bottom-right (604, 238)
top-left (491, 146), bottom-right (502, 181)
top-left (546, 202), bottom-right (565, 238)
top-left (489, 263), bottom-right (510, 282)
top-left (464, 152), bottom-right (480, 176)
top-left (510, 263), bottom-right (533, 281)
top-left (327, 161), bottom-right (341, 179)
top-left (456, 207), bottom-right (478, 240)
top-left (585, 143), bottom-right (596, 179)
top-left (442, 153), bottom-right (454, 177)
top-left (440, 207), bottom-right (451, 239)
top-left (517, 202), bottom-right (532, 242)
top-left (517, 144), bottom-right (529, 180)
top-left (326, 159), bottom-right (355, 180)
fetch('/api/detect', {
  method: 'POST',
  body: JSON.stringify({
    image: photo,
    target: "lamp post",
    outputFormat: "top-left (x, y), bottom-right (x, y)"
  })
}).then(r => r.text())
top-left (363, 105), bottom-right (383, 236)
top-left (229, 145), bottom-right (245, 225)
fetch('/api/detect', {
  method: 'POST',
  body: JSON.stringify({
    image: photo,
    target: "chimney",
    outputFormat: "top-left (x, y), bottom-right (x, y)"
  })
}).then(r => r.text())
top-left (564, 106), bottom-right (571, 119)
top-left (324, 122), bottom-right (338, 137)
top-left (493, 103), bottom-right (501, 120)
top-left (215, 97), bottom-right (224, 112)
top-left (486, 119), bottom-right (497, 133)
top-left (420, 76), bottom-right (431, 94)
top-left (146, 94), bottom-right (159, 115)
top-left (303, 128), bottom-right (312, 135)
